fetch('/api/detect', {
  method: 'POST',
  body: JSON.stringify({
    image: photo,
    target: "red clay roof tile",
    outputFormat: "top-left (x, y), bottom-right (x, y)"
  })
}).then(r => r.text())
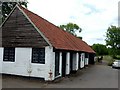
top-left (19, 6), bottom-right (95, 53)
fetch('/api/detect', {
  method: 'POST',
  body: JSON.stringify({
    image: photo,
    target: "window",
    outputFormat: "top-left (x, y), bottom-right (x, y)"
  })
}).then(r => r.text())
top-left (3, 47), bottom-right (15, 62)
top-left (32, 48), bottom-right (45, 64)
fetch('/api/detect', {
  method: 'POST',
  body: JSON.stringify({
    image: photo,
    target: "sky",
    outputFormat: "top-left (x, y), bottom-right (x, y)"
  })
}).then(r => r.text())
top-left (27, 0), bottom-right (119, 45)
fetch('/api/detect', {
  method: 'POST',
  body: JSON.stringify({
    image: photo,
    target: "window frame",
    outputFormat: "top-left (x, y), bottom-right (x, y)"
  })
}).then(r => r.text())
top-left (3, 47), bottom-right (15, 62)
top-left (31, 48), bottom-right (45, 64)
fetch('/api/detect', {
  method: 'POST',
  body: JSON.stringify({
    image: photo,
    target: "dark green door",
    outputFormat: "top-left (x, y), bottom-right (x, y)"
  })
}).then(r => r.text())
top-left (55, 52), bottom-right (60, 77)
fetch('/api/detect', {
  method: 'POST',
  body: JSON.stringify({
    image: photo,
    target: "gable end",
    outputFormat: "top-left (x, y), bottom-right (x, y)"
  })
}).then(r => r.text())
top-left (2, 6), bottom-right (49, 48)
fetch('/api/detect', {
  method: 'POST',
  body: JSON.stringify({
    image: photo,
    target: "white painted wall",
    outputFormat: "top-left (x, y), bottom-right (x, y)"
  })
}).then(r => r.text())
top-left (76, 53), bottom-right (79, 70)
top-left (59, 52), bottom-right (62, 77)
top-left (44, 46), bottom-right (55, 81)
top-left (29, 46), bottom-right (55, 81)
top-left (66, 52), bottom-right (70, 75)
top-left (2, 48), bottom-right (31, 76)
top-left (85, 53), bottom-right (89, 65)
top-left (72, 53), bottom-right (80, 71)
top-left (80, 53), bottom-right (85, 68)
top-left (78, 54), bottom-right (81, 69)
top-left (1, 46), bottom-right (89, 80)
top-left (0, 48), bottom-right (3, 73)
top-left (85, 58), bottom-right (89, 65)
top-left (72, 53), bottom-right (77, 70)
top-left (2, 46), bottom-right (55, 81)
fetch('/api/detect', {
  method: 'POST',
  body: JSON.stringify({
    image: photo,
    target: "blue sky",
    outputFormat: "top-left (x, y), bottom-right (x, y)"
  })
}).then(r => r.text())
top-left (27, 0), bottom-right (119, 45)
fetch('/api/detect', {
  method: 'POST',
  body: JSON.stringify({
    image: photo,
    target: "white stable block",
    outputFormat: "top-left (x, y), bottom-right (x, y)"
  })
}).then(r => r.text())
top-left (2, 46), bottom-right (55, 81)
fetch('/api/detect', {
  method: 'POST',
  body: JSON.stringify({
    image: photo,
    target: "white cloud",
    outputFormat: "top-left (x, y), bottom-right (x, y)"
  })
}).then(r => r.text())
top-left (27, 0), bottom-right (119, 45)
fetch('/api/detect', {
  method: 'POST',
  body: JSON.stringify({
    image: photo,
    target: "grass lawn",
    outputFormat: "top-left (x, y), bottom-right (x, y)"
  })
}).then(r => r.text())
top-left (103, 55), bottom-right (120, 66)
top-left (116, 55), bottom-right (120, 59)
top-left (103, 56), bottom-right (115, 66)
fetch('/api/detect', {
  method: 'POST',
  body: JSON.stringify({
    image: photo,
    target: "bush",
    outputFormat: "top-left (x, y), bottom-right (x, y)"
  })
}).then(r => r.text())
top-left (103, 56), bottom-right (115, 66)
top-left (114, 55), bottom-right (120, 59)
top-left (107, 59), bottom-right (115, 66)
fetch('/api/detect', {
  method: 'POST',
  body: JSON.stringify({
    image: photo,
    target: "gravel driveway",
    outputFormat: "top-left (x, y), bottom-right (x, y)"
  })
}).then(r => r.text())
top-left (2, 62), bottom-right (119, 88)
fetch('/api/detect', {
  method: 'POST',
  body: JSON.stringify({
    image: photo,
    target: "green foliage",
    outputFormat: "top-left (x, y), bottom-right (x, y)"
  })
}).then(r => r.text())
top-left (92, 44), bottom-right (108, 56)
top-left (103, 56), bottom-right (114, 66)
top-left (59, 23), bottom-right (82, 36)
top-left (107, 59), bottom-right (115, 66)
top-left (105, 25), bottom-right (120, 57)
top-left (1, 1), bottom-right (28, 22)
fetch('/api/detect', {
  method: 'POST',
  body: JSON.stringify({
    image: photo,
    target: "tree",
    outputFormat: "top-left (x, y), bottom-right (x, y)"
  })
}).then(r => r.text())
top-left (92, 44), bottom-right (108, 56)
top-left (1, 1), bottom-right (28, 22)
top-left (105, 25), bottom-right (120, 57)
top-left (59, 23), bottom-right (82, 36)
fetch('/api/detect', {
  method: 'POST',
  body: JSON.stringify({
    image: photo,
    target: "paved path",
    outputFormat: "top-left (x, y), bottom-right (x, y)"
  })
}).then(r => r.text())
top-left (47, 64), bottom-right (118, 88)
top-left (2, 62), bottom-right (119, 88)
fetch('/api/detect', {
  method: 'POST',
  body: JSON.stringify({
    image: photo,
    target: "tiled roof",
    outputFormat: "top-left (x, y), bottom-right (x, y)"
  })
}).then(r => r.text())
top-left (19, 6), bottom-right (95, 53)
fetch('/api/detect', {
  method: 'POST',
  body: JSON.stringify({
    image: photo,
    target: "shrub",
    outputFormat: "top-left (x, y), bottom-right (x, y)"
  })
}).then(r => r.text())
top-left (103, 56), bottom-right (115, 66)
top-left (107, 59), bottom-right (115, 66)
top-left (114, 55), bottom-right (120, 59)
